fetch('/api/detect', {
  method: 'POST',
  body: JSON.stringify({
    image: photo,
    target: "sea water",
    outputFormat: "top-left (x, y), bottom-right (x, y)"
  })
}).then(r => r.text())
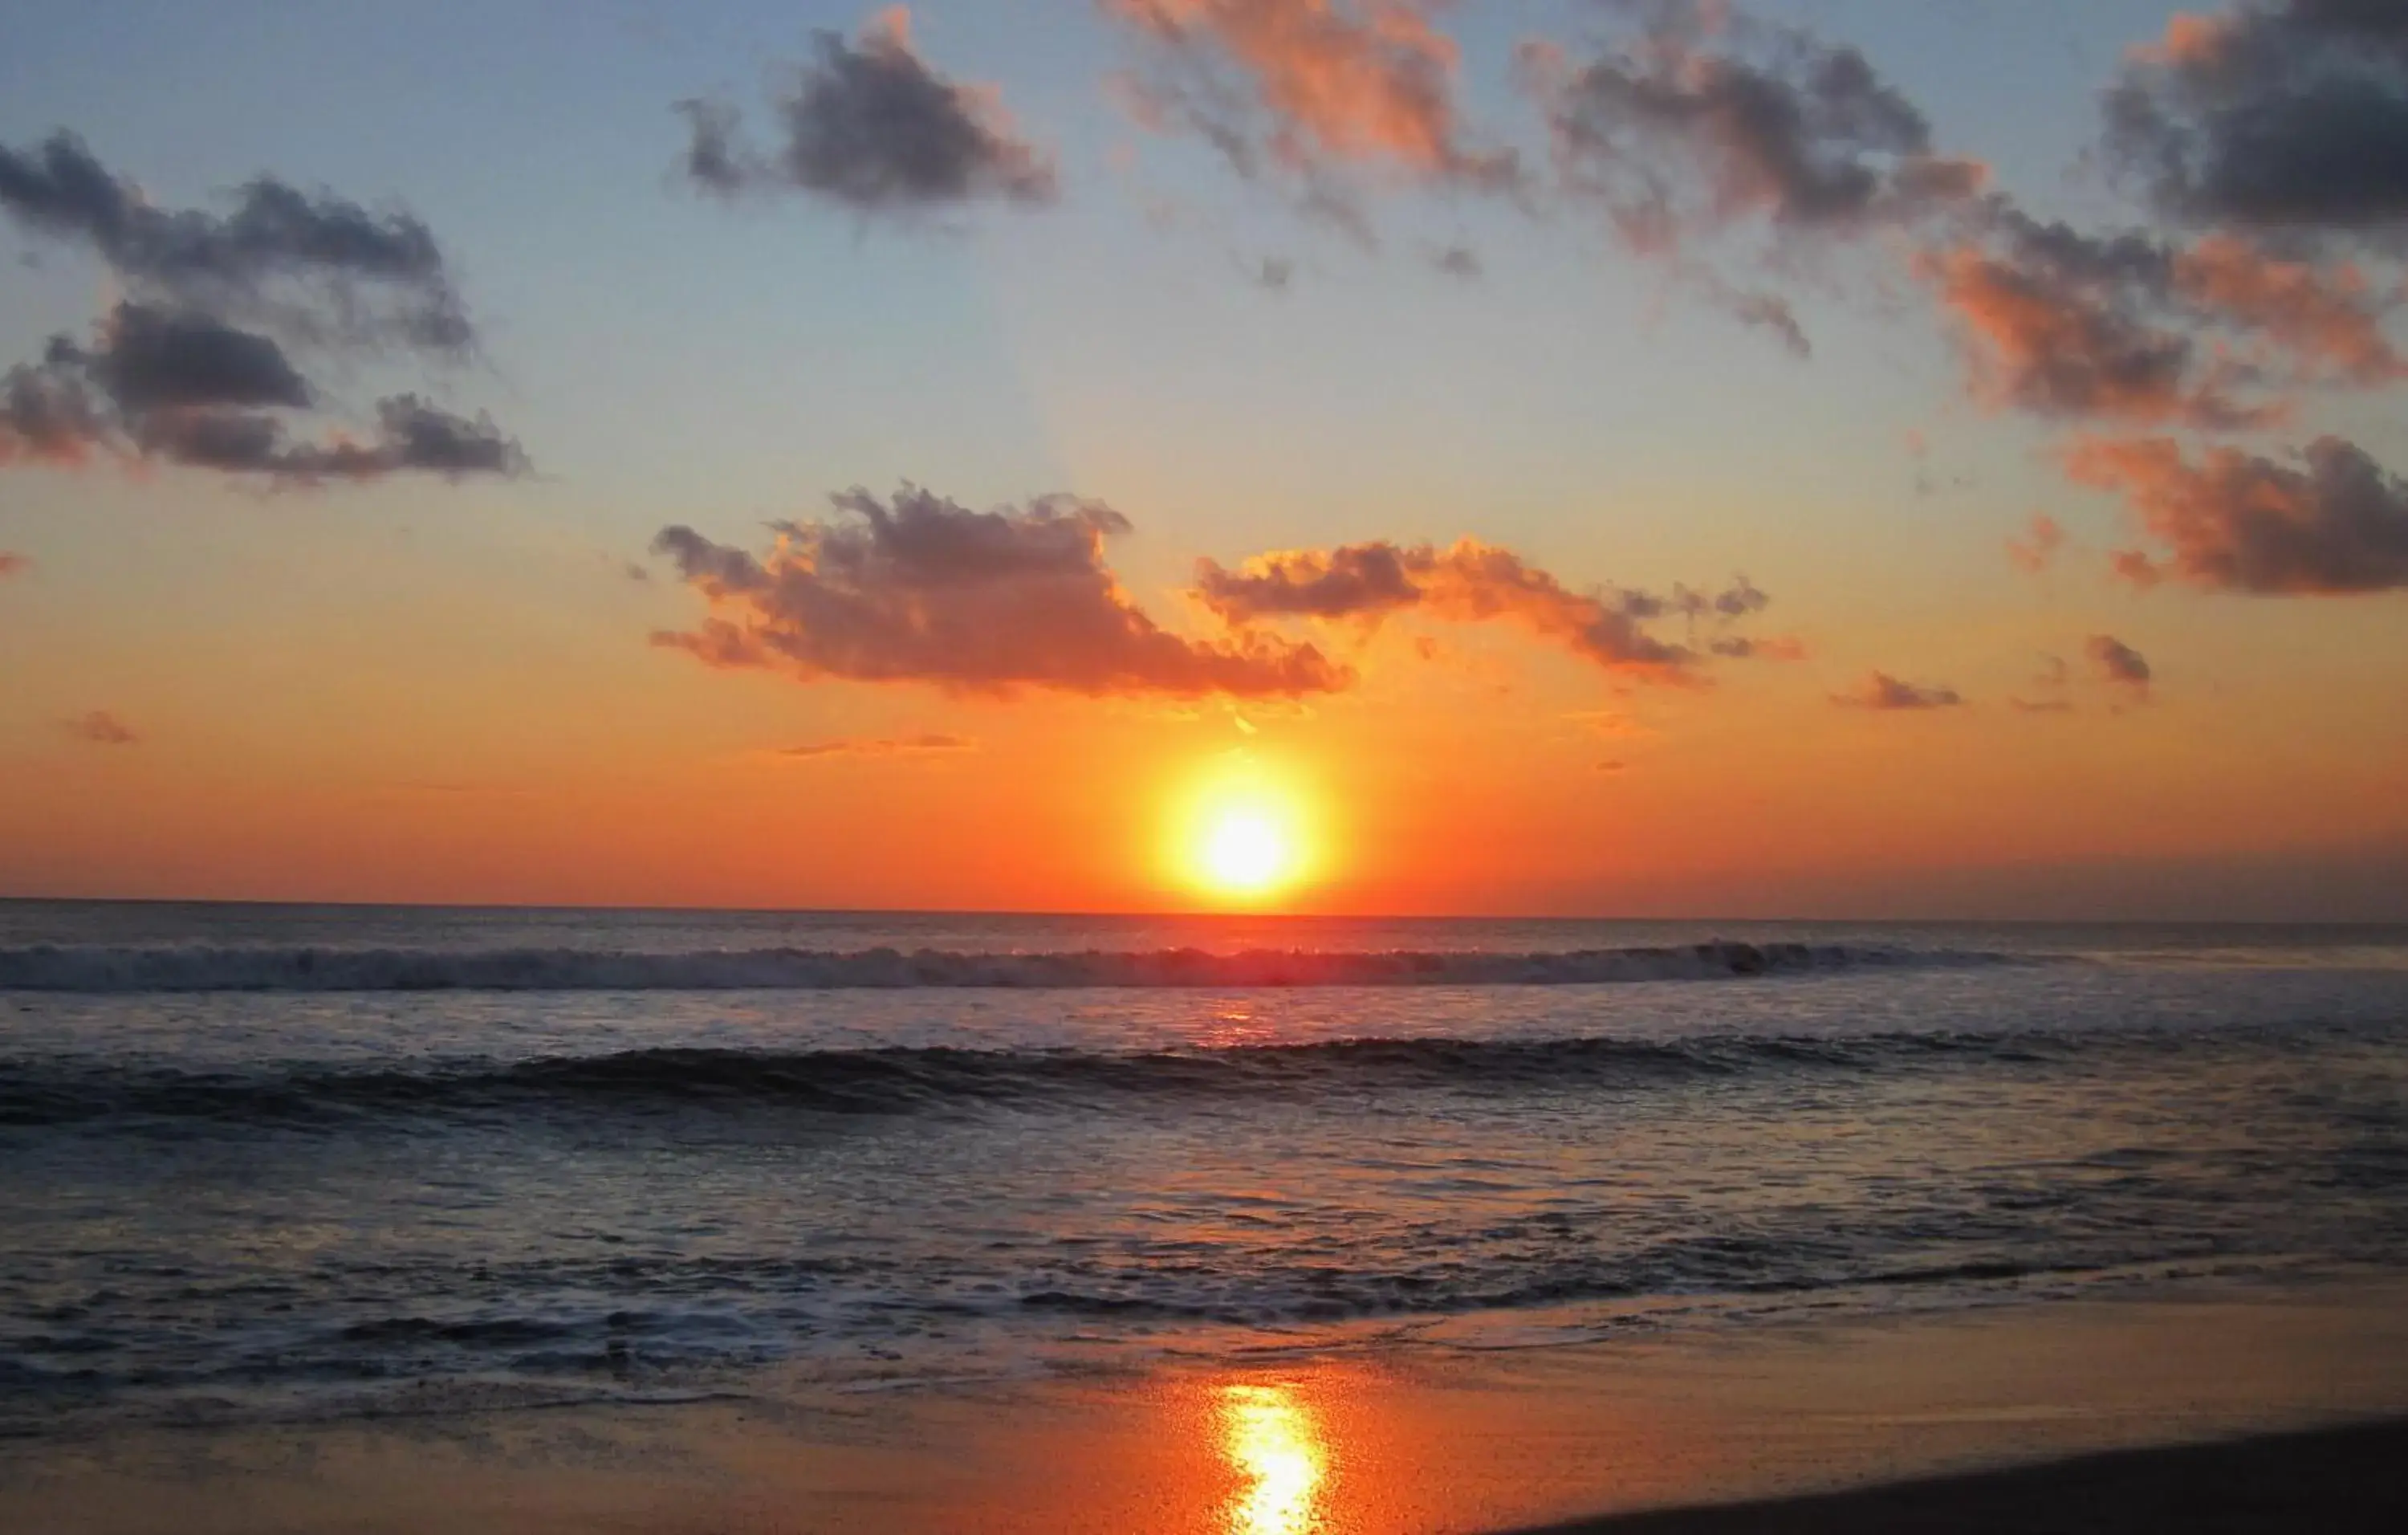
top-left (3, 902), bottom-right (2405, 1436)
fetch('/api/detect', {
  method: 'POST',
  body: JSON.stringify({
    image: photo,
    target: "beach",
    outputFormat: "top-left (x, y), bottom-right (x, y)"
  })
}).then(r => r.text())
top-left (7, 1281), bottom-right (2406, 1533)
top-left (6, 905), bottom-right (2406, 1530)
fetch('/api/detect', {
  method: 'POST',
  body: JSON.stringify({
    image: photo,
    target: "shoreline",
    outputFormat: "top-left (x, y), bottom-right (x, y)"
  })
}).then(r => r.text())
top-left (6, 1280), bottom-right (2406, 1533)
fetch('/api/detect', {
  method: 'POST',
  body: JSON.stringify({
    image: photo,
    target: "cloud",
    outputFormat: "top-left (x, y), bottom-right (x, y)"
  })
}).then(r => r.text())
top-left (2007, 511), bottom-right (2068, 573)
top-left (2103, 1), bottom-right (2408, 244)
top-left (2086, 633), bottom-right (2154, 702)
top-left (1922, 203), bottom-right (2405, 427)
top-left (775, 732), bottom-right (976, 759)
top-left (652, 484), bottom-right (1349, 698)
top-left (1919, 230), bottom-right (2267, 430)
top-left (136, 394), bottom-right (527, 482)
top-left (2174, 234), bottom-right (2408, 385)
top-left (0, 132), bottom-right (522, 488)
top-left (0, 552), bottom-right (30, 578)
top-left (1247, 254), bottom-right (1296, 290)
top-left (0, 360), bottom-right (113, 466)
top-left (63, 710), bottom-right (137, 746)
top-left (677, 9), bottom-right (1058, 214)
top-left (2009, 651), bottom-right (2074, 713)
top-left (2066, 433), bottom-right (2408, 593)
top-left (1832, 671), bottom-right (1963, 710)
top-left (0, 129), bottom-right (470, 352)
top-left (1525, 6), bottom-right (1984, 254)
top-left (1431, 242), bottom-right (1482, 278)
top-left (1100, 0), bottom-right (1520, 238)
top-left (59, 303), bottom-right (313, 413)
top-left (1194, 540), bottom-right (1785, 681)
top-left (3, 331), bottom-right (527, 484)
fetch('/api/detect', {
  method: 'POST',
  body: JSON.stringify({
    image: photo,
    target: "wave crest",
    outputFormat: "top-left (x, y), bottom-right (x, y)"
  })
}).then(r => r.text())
top-left (2, 1031), bottom-right (2074, 1126)
top-left (0, 939), bottom-right (1991, 994)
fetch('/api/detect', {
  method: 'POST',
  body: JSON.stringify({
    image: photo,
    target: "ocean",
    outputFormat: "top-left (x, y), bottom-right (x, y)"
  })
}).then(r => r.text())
top-left (3, 902), bottom-right (2406, 1441)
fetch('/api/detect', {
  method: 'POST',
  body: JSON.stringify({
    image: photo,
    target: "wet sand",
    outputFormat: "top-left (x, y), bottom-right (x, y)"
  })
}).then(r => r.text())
top-left (1515, 1419), bottom-right (2408, 1533)
top-left (6, 1282), bottom-right (2407, 1533)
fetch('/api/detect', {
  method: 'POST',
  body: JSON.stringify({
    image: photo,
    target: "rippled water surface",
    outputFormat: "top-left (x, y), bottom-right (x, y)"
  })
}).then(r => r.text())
top-left (3, 902), bottom-right (2405, 1437)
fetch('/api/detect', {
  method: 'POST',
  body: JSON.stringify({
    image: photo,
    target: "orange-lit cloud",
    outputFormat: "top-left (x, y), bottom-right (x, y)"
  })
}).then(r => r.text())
top-left (1103, 0), bottom-right (1518, 238)
top-left (2068, 434), bottom-right (2408, 594)
top-left (1923, 242), bottom-right (2268, 429)
top-left (653, 486), bottom-right (1350, 698)
top-left (2006, 511), bottom-right (2068, 573)
top-left (2174, 235), bottom-right (2408, 386)
top-left (1194, 539), bottom-right (1784, 682)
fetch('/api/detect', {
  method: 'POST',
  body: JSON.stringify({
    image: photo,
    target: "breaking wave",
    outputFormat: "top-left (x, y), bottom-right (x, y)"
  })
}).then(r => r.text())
top-left (0, 939), bottom-right (2007, 994)
top-left (2, 1028), bottom-right (2125, 1126)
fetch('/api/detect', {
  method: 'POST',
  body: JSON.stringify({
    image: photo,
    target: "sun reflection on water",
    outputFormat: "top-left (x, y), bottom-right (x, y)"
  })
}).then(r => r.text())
top-left (1219, 1382), bottom-right (1328, 1535)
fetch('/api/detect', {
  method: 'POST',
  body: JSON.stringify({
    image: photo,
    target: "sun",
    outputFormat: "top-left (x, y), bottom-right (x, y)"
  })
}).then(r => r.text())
top-left (1174, 764), bottom-right (1313, 904)
top-left (1200, 807), bottom-right (1294, 895)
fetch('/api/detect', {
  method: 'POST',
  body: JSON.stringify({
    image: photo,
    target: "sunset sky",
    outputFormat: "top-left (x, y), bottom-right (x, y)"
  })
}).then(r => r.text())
top-left (4, 0), bottom-right (2406, 918)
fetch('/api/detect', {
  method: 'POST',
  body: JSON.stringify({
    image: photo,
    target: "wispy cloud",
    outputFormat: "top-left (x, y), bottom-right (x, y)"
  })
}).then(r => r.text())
top-left (773, 732), bottom-right (978, 760)
top-left (1101, 0), bottom-right (1521, 242)
top-left (62, 710), bottom-right (137, 746)
top-left (1832, 671), bottom-right (1963, 710)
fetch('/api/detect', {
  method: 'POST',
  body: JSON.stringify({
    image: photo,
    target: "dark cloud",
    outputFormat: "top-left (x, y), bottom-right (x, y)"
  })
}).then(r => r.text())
top-left (63, 710), bottom-right (137, 747)
top-left (0, 132), bottom-right (522, 489)
top-left (652, 485), bottom-right (1348, 698)
top-left (1101, 0), bottom-right (1523, 229)
top-left (775, 732), bottom-right (976, 759)
top-left (2103, 1), bottom-right (2408, 243)
top-left (678, 11), bottom-right (1058, 214)
top-left (0, 129), bottom-right (470, 352)
top-left (1525, 6), bottom-right (1984, 253)
top-left (1832, 671), bottom-right (1963, 710)
top-left (65, 303), bottom-right (312, 413)
top-left (2086, 633), bottom-right (2154, 702)
top-left (2068, 433), bottom-right (2408, 594)
top-left (1194, 541), bottom-right (1784, 681)
top-left (135, 394), bottom-right (527, 483)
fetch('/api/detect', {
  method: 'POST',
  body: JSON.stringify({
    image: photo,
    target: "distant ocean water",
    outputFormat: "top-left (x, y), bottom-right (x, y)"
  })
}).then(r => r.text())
top-left (3, 902), bottom-right (2406, 1437)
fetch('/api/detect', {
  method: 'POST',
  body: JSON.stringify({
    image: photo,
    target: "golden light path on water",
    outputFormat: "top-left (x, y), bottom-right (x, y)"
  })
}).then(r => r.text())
top-left (1218, 1382), bottom-right (1329, 1535)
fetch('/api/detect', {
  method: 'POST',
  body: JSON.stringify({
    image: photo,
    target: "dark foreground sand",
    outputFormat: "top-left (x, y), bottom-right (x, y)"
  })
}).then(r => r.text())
top-left (1518, 1419), bottom-right (2408, 1533)
top-left (6, 1284), bottom-right (2408, 1533)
